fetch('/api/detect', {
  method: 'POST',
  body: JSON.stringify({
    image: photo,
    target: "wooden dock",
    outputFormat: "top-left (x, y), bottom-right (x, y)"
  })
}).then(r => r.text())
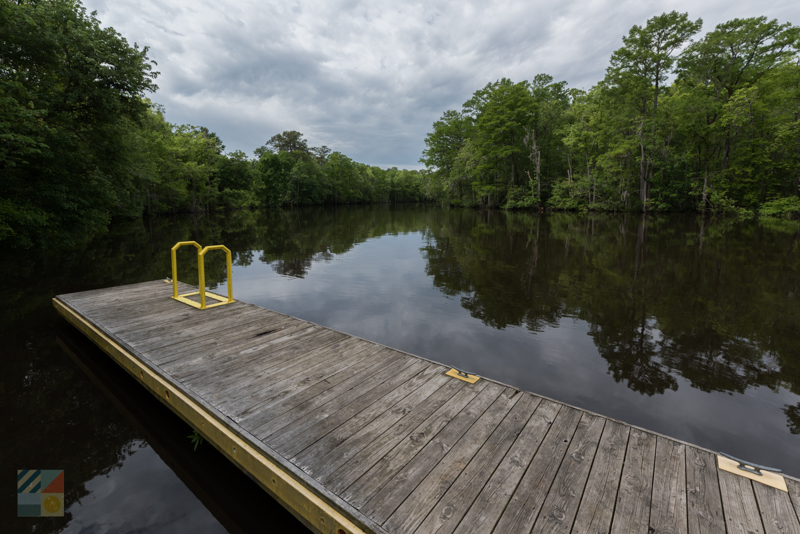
top-left (54, 280), bottom-right (800, 534)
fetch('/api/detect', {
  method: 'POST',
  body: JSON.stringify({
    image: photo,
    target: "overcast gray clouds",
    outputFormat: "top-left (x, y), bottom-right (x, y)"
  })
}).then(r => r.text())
top-left (83, 0), bottom-right (797, 168)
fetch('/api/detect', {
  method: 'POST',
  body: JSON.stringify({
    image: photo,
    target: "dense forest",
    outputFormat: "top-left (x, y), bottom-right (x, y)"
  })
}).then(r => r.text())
top-left (2, 2), bottom-right (799, 249)
top-left (0, 0), bottom-right (427, 248)
top-left (421, 12), bottom-right (800, 216)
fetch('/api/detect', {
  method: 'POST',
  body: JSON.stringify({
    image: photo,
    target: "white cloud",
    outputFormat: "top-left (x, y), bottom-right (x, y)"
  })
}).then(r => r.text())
top-left (84, 0), bottom-right (798, 167)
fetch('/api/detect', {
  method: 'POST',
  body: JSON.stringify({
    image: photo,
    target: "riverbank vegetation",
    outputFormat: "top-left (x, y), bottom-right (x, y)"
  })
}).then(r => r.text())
top-left (421, 12), bottom-right (800, 216)
top-left (2, 2), bottom-right (798, 249)
top-left (0, 0), bottom-right (426, 248)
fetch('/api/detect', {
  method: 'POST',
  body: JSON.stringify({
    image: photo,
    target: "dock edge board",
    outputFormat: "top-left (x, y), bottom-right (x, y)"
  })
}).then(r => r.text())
top-left (53, 297), bottom-right (379, 534)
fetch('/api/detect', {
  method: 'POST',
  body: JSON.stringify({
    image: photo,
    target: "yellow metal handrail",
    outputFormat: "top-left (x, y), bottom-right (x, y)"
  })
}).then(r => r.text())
top-left (170, 241), bottom-right (235, 310)
top-left (171, 241), bottom-right (201, 298)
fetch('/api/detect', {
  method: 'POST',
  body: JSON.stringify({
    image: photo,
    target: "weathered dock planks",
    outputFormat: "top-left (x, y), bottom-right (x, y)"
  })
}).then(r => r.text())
top-left (54, 280), bottom-right (800, 534)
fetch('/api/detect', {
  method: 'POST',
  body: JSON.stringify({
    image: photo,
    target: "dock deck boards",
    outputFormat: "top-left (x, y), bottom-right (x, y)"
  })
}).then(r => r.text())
top-left (54, 280), bottom-right (800, 534)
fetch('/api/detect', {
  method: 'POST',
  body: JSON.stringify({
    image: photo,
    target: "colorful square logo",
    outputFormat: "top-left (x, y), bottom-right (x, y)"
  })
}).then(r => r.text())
top-left (17, 470), bottom-right (64, 517)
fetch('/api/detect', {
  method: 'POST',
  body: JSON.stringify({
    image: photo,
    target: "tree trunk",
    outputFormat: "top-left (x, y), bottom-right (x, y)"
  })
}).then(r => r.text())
top-left (511, 152), bottom-right (516, 188)
top-left (537, 171), bottom-right (541, 207)
top-left (722, 134), bottom-right (731, 173)
top-left (146, 184), bottom-right (151, 217)
top-left (523, 127), bottom-right (542, 207)
top-left (639, 140), bottom-right (647, 211)
top-left (795, 142), bottom-right (800, 196)
top-left (567, 154), bottom-right (573, 184)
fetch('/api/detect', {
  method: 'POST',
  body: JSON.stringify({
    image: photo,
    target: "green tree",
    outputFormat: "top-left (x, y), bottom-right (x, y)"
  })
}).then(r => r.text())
top-left (218, 150), bottom-right (257, 209)
top-left (420, 110), bottom-right (472, 202)
top-left (256, 151), bottom-right (294, 207)
top-left (606, 11), bottom-right (702, 210)
top-left (0, 0), bottom-right (158, 247)
top-left (257, 130), bottom-right (310, 160)
top-left (676, 17), bottom-right (799, 211)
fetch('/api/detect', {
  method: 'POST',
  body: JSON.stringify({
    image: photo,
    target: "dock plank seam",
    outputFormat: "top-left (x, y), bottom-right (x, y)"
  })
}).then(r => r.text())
top-left (272, 359), bottom-right (428, 459)
top-left (752, 479), bottom-right (800, 534)
top-left (358, 384), bottom-right (506, 520)
top-left (788, 479), bottom-right (800, 527)
top-left (492, 406), bottom-right (584, 533)
top-left (339, 380), bottom-right (494, 510)
top-left (149, 314), bottom-right (299, 365)
top-left (54, 281), bottom-right (800, 534)
top-left (530, 412), bottom-right (607, 534)
top-left (382, 389), bottom-right (526, 533)
top-left (558, 416), bottom-right (609, 534)
top-left (712, 454), bottom-right (729, 534)
top-left (53, 296), bottom-right (390, 534)
top-left (317, 377), bottom-right (466, 492)
top-left (303, 373), bottom-right (458, 482)
top-left (571, 421), bottom-right (631, 534)
top-left (449, 400), bottom-right (563, 534)
top-left (247, 350), bottom-right (405, 440)
top-left (413, 393), bottom-right (544, 534)
top-left (291, 365), bottom-right (449, 472)
top-left (684, 447), bottom-right (725, 534)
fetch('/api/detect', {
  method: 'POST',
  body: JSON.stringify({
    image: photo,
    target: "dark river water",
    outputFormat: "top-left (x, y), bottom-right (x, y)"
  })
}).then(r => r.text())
top-left (3, 206), bottom-right (800, 533)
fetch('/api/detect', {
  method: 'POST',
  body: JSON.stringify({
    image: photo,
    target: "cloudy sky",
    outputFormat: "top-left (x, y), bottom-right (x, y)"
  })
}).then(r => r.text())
top-left (84, 0), bottom-right (796, 168)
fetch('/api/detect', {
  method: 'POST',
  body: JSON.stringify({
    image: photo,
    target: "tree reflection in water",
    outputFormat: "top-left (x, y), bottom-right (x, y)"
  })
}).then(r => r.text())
top-left (2, 205), bottom-right (799, 528)
top-left (418, 211), bottom-right (798, 403)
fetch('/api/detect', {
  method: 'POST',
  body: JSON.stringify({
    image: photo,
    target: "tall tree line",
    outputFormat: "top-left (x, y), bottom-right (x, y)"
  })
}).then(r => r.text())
top-left (0, 0), bottom-right (428, 248)
top-left (421, 12), bottom-right (800, 217)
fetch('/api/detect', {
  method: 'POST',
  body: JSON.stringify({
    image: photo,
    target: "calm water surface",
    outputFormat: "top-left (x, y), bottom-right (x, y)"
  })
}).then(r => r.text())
top-left (3, 206), bottom-right (799, 532)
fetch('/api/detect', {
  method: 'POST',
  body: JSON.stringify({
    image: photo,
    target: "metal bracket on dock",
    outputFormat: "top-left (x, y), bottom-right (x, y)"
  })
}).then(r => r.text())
top-left (445, 367), bottom-right (480, 384)
top-left (171, 241), bottom-right (235, 310)
top-left (717, 452), bottom-right (787, 491)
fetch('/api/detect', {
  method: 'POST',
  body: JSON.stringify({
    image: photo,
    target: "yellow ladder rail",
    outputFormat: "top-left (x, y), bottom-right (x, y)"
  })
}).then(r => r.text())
top-left (170, 241), bottom-right (235, 310)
